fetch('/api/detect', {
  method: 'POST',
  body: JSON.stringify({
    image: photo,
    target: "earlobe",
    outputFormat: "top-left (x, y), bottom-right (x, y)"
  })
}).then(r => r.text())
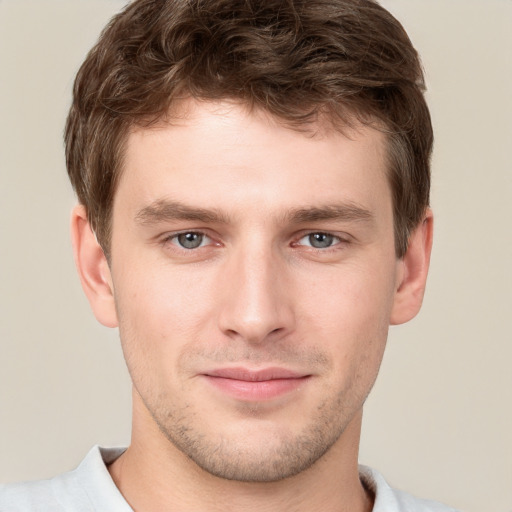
top-left (70, 205), bottom-right (118, 328)
top-left (390, 209), bottom-right (434, 325)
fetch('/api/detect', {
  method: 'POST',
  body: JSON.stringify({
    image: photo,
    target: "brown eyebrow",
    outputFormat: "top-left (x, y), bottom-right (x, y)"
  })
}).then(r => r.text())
top-left (284, 203), bottom-right (374, 225)
top-left (135, 199), bottom-right (374, 227)
top-left (135, 199), bottom-right (232, 225)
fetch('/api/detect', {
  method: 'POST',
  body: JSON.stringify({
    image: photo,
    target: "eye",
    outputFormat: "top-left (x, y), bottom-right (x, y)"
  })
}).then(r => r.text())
top-left (298, 232), bottom-right (340, 249)
top-left (171, 232), bottom-right (211, 249)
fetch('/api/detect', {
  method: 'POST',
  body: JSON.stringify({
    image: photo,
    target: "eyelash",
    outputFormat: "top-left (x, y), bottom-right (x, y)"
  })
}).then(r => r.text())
top-left (294, 232), bottom-right (347, 251)
top-left (162, 231), bottom-right (215, 250)
top-left (161, 230), bottom-right (350, 255)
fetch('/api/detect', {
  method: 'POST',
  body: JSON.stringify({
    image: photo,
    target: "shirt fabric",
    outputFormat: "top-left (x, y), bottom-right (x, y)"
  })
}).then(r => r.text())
top-left (0, 446), bottom-right (460, 511)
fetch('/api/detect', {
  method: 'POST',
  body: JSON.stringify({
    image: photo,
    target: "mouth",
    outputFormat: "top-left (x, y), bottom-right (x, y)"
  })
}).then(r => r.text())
top-left (202, 367), bottom-right (311, 401)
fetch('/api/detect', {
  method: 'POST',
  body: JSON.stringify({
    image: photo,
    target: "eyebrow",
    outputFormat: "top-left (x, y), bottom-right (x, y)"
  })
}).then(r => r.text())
top-left (135, 199), bottom-right (231, 225)
top-left (135, 199), bottom-right (374, 226)
top-left (284, 204), bottom-right (374, 224)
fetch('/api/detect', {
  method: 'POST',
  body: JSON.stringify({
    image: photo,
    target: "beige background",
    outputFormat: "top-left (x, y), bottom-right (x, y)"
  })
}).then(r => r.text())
top-left (1, 1), bottom-right (511, 510)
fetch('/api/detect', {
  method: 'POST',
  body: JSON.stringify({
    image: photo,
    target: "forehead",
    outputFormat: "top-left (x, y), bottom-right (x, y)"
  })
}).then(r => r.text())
top-left (116, 99), bottom-right (391, 223)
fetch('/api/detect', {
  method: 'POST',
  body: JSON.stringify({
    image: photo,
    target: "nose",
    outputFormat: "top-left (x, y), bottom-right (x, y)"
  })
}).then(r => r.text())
top-left (217, 242), bottom-right (295, 345)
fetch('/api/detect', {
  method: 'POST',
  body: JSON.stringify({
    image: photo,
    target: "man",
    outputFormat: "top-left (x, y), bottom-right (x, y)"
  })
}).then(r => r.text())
top-left (0, 0), bottom-right (459, 510)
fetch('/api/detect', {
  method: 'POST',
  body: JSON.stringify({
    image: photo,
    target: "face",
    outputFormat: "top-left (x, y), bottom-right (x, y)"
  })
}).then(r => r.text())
top-left (106, 100), bottom-right (402, 481)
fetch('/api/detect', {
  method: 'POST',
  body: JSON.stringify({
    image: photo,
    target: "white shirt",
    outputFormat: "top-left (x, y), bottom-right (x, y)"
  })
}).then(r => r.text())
top-left (0, 446), bottom-right (460, 511)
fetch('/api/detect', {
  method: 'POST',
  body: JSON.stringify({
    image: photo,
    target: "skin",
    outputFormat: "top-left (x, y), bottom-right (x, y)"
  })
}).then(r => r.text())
top-left (72, 99), bottom-right (433, 512)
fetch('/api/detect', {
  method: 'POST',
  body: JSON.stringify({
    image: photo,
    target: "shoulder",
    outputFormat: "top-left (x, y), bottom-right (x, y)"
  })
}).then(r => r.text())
top-left (359, 465), bottom-right (462, 512)
top-left (0, 472), bottom-right (79, 512)
top-left (0, 446), bottom-right (129, 512)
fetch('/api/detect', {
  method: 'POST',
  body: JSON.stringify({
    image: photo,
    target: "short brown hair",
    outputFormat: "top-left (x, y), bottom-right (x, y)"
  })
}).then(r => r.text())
top-left (65, 0), bottom-right (433, 259)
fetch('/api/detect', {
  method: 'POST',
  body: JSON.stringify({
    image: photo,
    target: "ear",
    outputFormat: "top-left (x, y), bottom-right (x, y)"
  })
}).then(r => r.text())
top-left (390, 209), bottom-right (434, 325)
top-left (71, 205), bottom-right (118, 328)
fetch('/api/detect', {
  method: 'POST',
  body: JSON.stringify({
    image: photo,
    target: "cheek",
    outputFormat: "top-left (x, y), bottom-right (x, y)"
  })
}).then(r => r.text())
top-left (111, 263), bottom-right (216, 384)
top-left (114, 261), bottom-right (242, 390)
top-left (301, 257), bottom-right (397, 329)
top-left (298, 261), bottom-right (395, 377)
top-left (115, 259), bottom-right (215, 330)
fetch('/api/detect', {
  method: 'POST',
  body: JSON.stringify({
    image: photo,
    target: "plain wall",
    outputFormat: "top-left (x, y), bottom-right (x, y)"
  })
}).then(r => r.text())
top-left (1, 1), bottom-right (511, 511)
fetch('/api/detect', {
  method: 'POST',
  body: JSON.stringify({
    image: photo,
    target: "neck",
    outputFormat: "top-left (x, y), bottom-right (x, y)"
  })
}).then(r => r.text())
top-left (108, 395), bottom-right (373, 512)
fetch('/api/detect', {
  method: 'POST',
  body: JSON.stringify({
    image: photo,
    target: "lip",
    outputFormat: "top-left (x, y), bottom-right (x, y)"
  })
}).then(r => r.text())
top-left (202, 367), bottom-right (311, 401)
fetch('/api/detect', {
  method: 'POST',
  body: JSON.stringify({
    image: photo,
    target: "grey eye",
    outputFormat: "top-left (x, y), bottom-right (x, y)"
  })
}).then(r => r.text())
top-left (308, 233), bottom-right (335, 248)
top-left (176, 232), bottom-right (205, 249)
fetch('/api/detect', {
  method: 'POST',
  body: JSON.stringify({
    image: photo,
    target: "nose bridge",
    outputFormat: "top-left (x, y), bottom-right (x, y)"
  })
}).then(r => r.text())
top-left (218, 235), bottom-right (293, 343)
